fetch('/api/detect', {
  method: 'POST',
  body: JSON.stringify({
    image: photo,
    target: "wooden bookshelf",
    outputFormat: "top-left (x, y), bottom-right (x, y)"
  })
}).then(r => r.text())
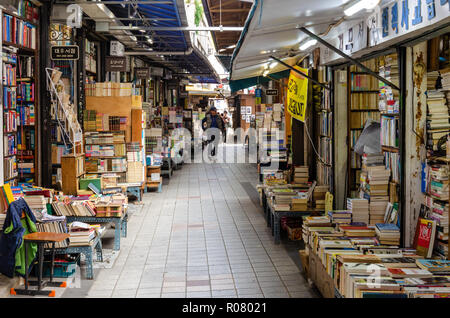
top-left (347, 59), bottom-right (381, 196)
top-left (1, 8), bottom-right (40, 185)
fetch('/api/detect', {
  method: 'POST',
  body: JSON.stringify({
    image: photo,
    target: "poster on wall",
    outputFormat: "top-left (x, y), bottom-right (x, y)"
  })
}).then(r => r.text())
top-left (245, 115), bottom-right (251, 123)
top-left (287, 66), bottom-right (309, 122)
top-left (246, 106), bottom-right (252, 114)
top-left (241, 114), bottom-right (246, 120)
top-left (240, 106), bottom-right (246, 114)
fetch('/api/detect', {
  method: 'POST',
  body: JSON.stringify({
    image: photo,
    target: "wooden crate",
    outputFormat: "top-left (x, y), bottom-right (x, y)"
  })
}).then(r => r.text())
top-left (61, 154), bottom-right (85, 195)
top-left (95, 204), bottom-right (123, 217)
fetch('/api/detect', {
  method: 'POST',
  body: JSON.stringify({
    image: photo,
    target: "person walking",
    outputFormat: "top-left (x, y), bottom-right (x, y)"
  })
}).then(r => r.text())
top-left (202, 106), bottom-right (224, 158)
top-left (222, 110), bottom-right (231, 143)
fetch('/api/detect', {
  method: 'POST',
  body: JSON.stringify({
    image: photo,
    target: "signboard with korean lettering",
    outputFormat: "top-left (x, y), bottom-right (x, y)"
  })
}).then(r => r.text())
top-left (287, 66), bottom-right (308, 122)
top-left (135, 67), bottom-right (150, 79)
top-left (105, 56), bottom-right (126, 72)
top-left (51, 45), bottom-right (79, 60)
top-left (371, 0), bottom-right (450, 47)
top-left (265, 89), bottom-right (278, 96)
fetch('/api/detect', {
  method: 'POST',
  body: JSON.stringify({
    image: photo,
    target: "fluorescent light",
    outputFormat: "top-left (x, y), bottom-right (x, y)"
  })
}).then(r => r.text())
top-left (344, 0), bottom-right (380, 16)
top-left (269, 62), bottom-right (277, 69)
top-left (218, 48), bottom-right (226, 52)
top-left (263, 70), bottom-right (269, 77)
top-left (226, 44), bottom-right (236, 49)
top-left (299, 39), bottom-right (317, 51)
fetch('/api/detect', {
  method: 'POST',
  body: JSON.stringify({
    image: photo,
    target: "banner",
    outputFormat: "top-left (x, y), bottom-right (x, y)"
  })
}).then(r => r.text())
top-left (287, 66), bottom-right (308, 122)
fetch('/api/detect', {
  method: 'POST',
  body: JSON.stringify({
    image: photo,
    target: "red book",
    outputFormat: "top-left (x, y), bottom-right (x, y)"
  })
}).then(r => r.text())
top-left (413, 218), bottom-right (436, 258)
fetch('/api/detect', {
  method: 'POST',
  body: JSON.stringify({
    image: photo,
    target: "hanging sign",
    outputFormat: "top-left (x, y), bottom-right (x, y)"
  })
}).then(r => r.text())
top-left (51, 45), bottom-right (79, 60)
top-left (105, 56), bottom-right (126, 72)
top-left (110, 41), bottom-right (125, 57)
top-left (265, 89), bottom-right (278, 96)
top-left (287, 66), bottom-right (308, 122)
top-left (135, 67), bottom-right (150, 79)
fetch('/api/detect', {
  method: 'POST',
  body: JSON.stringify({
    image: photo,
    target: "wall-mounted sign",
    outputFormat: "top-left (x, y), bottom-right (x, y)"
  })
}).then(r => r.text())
top-left (51, 45), bottom-right (79, 60)
top-left (105, 56), bottom-right (126, 72)
top-left (265, 89), bottom-right (278, 96)
top-left (135, 67), bottom-right (150, 79)
top-left (373, 0), bottom-right (450, 46)
top-left (110, 41), bottom-right (125, 57)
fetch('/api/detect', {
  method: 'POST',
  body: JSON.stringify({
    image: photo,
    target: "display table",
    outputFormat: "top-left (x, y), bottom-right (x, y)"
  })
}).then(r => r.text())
top-left (262, 187), bottom-right (323, 244)
top-left (12, 232), bottom-right (70, 297)
top-left (51, 234), bottom-right (103, 280)
top-left (118, 182), bottom-right (144, 201)
top-left (66, 212), bottom-right (127, 251)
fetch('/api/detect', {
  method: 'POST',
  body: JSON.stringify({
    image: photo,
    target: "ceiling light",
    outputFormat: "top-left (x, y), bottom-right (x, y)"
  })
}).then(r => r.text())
top-left (260, 50), bottom-right (268, 54)
top-left (226, 44), bottom-right (236, 49)
top-left (299, 39), bottom-right (317, 51)
top-left (344, 0), bottom-right (380, 16)
top-left (218, 48), bottom-right (226, 52)
top-left (263, 70), bottom-right (269, 77)
top-left (269, 62), bottom-right (277, 69)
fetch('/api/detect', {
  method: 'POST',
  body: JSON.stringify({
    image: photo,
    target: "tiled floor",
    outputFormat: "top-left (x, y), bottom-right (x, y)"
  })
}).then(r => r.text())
top-left (65, 160), bottom-right (319, 298)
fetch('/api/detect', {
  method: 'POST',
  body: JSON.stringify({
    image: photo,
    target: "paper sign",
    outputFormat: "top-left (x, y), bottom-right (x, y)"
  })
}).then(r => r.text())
top-left (287, 66), bottom-right (308, 122)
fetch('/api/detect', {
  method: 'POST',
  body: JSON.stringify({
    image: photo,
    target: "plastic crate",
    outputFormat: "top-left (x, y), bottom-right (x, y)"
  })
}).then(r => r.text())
top-left (40, 255), bottom-right (79, 278)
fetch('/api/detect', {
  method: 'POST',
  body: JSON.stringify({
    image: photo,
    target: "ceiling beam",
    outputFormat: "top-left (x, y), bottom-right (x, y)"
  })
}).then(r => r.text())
top-left (210, 0), bottom-right (238, 10)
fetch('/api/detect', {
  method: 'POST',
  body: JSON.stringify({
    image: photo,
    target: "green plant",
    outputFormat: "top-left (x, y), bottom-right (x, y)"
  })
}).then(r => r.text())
top-left (194, 0), bottom-right (203, 27)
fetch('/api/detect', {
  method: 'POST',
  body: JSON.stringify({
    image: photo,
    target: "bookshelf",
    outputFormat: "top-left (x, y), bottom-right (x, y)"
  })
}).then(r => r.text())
top-left (316, 67), bottom-right (333, 188)
top-left (347, 58), bottom-right (380, 196)
top-left (1, 7), bottom-right (39, 185)
top-left (84, 131), bottom-right (127, 183)
top-left (49, 23), bottom-right (75, 186)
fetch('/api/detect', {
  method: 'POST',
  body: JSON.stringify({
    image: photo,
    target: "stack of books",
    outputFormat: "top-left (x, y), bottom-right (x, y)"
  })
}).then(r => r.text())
top-left (375, 223), bottom-right (401, 245)
top-left (35, 221), bottom-right (69, 248)
top-left (429, 165), bottom-right (449, 201)
top-left (361, 152), bottom-right (384, 168)
top-left (0, 214), bottom-right (6, 230)
top-left (292, 166), bottom-right (308, 184)
top-left (347, 198), bottom-right (369, 224)
top-left (272, 188), bottom-right (297, 211)
top-left (328, 210), bottom-right (352, 224)
top-left (23, 195), bottom-right (47, 210)
top-left (68, 222), bottom-right (97, 246)
top-left (427, 71), bottom-right (439, 90)
top-left (313, 185), bottom-right (328, 210)
top-left (441, 68), bottom-right (450, 91)
top-left (426, 90), bottom-right (449, 151)
top-left (340, 225), bottom-right (376, 237)
top-left (291, 193), bottom-right (308, 211)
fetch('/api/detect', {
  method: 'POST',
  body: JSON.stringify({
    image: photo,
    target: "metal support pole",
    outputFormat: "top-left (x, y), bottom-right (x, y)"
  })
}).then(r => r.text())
top-left (269, 56), bottom-right (330, 91)
top-left (298, 27), bottom-right (400, 91)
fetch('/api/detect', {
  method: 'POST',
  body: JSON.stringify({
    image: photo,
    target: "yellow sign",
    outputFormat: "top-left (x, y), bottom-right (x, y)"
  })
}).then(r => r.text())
top-left (287, 66), bottom-right (308, 122)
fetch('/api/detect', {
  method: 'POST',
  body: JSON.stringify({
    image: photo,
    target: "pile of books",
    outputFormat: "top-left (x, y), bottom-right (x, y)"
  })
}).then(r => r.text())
top-left (441, 68), bottom-right (450, 91)
top-left (35, 221), bottom-right (69, 248)
top-left (292, 166), bottom-right (308, 184)
top-left (328, 210), bottom-right (352, 224)
top-left (427, 71), bottom-right (439, 90)
top-left (68, 222), bottom-right (97, 246)
top-left (426, 90), bottom-right (449, 151)
top-left (347, 198), bottom-right (369, 224)
top-left (429, 164), bottom-right (449, 201)
top-left (375, 223), bottom-right (401, 245)
top-left (361, 152), bottom-right (384, 168)
top-left (313, 185), bottom-right (328, 210)
top-left (0, 214), bottom-right (6, 230)
top-left (272, 188), bottom-right (297, 211)
top-left (291, 192), bottom-right (308, 211)
top-left (52, 200), bottom-right (96, 217)
top-left (340, 225), bottom-right (376, 237)
top-left (23, 195), bottom-right (47, 210)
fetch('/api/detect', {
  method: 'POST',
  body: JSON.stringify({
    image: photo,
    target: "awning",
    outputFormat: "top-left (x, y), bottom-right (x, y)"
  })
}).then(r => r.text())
top-left (105, 0), bottom-right (220, 83)
top-left (229, 69), bottom-right (289, 93)
top-left (229, 0), bottom-right (361, 82)
top-left (230, 0), bottom-right (450, 82)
